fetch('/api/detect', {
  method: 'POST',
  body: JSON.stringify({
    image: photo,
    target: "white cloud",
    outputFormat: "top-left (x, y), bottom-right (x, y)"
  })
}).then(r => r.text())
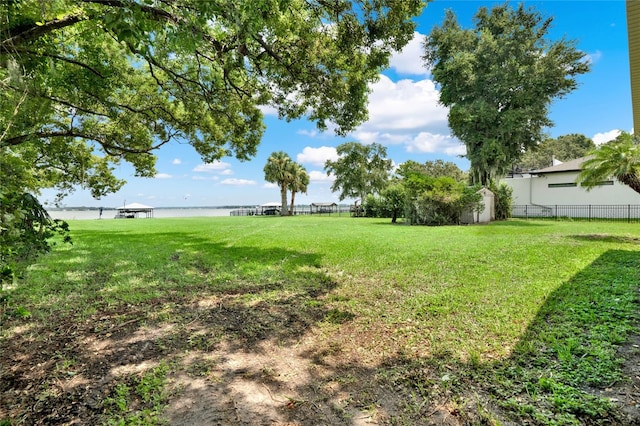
top-left (351, 131), bottom-right (411, 146)
top-left (362, 75), bottom-right (448, 133)
top-left (592, 129), bottom-right (621, 145)
top-left (407, 132), bottom-right (466, 156)
top-left (344, 74), bottom-right (458, 157)
top-left (350, 130), bottom-right (380, 145)
top-left (259, 104), bottom-right (278, 116)
top-left (298, 129), bottom-right (319, 138)
top-left (296, 146), bottom-right (339, 167)
top-left (193, 161), bottom-right (232, 173)
top-left (309, 170), bottom-right (335, 183)
top-left (585, 50), bottom-right (602, 65)
top-left (172, 158), bottom-right (182, 165)
top-left (263, 182), bottom-right (279, 189)
top-left (154, 173), bottom-right (172, 179)
top-left (192, 176), bottom-right (219, 181)
top-left (388, 32), bottom-right (428, 76)
top-left (220, 178), bottom-right (256, 185)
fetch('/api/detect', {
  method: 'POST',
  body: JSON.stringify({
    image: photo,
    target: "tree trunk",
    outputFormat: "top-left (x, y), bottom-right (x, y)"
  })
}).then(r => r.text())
top-left (289, 191), bottom-right (296, 215)
top-left (280, 185), bottom-right (289, 216)
top-left (619, 174), bottom-right (640, 195)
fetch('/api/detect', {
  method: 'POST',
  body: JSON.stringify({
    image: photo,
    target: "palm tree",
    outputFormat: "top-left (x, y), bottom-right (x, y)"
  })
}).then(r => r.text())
top-left (263, 151), bottom-right (294, 216)
top-left (577, 132), bottom-right (640, 195)
top-left (288, 163), bottom-right (310, 215)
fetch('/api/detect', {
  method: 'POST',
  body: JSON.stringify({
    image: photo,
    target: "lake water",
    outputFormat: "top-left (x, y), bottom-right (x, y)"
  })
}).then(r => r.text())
top-left (47, 207), bottom-right (237, 220)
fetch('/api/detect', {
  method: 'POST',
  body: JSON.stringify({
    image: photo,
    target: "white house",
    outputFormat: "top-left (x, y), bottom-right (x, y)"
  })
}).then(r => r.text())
top-left (502, 157), bottom-right (640, 219)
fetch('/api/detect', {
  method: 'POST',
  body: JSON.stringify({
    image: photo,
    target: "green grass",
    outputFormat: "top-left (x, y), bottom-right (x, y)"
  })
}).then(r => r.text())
top-left (1, 216), bottom-right (639, 424)
top-left (103, 363), bottom-right (169, 426)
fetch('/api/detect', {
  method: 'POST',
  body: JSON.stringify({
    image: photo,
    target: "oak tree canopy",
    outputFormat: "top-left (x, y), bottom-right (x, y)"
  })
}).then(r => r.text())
top-left (1, 0), bottom-right (424, 200)
top-left (424, 3), bottom-right (589, 185)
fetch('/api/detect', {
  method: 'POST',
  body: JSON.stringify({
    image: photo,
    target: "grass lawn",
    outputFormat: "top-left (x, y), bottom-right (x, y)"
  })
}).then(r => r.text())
top-left (1, 216), bottom-right (639, 425)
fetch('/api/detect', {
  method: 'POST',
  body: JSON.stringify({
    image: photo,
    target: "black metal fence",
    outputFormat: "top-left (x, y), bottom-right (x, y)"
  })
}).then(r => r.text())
top-left (512, 205), bottom-right (640, 223)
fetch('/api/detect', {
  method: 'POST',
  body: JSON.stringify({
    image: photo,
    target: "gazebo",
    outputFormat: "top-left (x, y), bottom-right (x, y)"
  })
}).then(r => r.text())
top-left (115, 203), bottom-right (154, 218)
top-left (259, 202), bottom-right (281, 215)
top-left (310, 202), bottom-right (338, 214)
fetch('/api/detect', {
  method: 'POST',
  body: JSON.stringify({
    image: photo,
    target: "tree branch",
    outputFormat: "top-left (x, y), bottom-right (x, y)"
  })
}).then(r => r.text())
top-left (2, 1), bottom-right (176, 52)
top-left (1, 130), bottom-right (169, 155)
top-left (78, 0), bottom-right (174, 22)
top-left (13, 50), bottom-right (105, 78)
top-left (1, 13), bottom-right (86, 52)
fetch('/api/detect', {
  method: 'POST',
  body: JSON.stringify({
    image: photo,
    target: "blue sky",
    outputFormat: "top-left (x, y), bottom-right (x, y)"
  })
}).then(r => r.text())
top-left (43, 0), bottom-right (633, 208)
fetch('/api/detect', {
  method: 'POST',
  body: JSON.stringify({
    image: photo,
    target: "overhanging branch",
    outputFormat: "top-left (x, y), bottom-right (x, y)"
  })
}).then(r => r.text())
top-left (1, 13), bottom-right (86, 52)
top-left (1, 130), bottom-right (169, 155)
top-left (14, 50), bottom-right (105, 78)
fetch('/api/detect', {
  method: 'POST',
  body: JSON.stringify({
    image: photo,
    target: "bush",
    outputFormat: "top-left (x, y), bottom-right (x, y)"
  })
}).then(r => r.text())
top-left (0, 192), bottom-right (71, 286)
top-left (363, 194), bottom-right (393, 218)
top-left (407, 177), bottom-right (483, 226)
top-left (490, 182), bottom-right (513, 220)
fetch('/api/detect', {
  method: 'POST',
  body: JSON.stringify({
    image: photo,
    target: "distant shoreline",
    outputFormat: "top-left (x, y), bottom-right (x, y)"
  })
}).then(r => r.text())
top-left (46, 207), bottom-right (239, 220)
top-left (46, 204), bottom-right (350, 211)
top-left (46, 205), bottom-right (351, 220)
top-left (46, 205), bottom-right (257, 211)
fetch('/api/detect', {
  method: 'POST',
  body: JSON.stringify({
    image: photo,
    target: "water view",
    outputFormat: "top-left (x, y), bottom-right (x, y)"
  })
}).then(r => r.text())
top-left (47, 207), bottom-right (238, 220)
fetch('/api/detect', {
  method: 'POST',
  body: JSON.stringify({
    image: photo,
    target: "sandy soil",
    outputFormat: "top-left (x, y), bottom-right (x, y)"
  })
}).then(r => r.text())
top-left (1, 293), bottom-right (638, 425)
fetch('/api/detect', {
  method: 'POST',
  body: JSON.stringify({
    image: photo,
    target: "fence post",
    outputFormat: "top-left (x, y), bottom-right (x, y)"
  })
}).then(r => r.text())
top-left (555, 205), bottom-right (558, 221)
top-left (629, 204), bottom-right (631, 223)
top-left (588, 205), bottom-right (591, 222)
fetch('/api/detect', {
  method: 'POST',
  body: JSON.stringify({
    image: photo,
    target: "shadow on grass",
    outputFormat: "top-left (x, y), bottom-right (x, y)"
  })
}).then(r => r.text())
top-left (368, 218), bottom-right (554, 227)
top-left (489, 249), bottom-right (639, 423)
top-left (570, 234), bottom-right (640, 245)
top-left (490, 219), bottom-right (554, 227)
top-left (374, 249), bottom-right (640, 424)
top-left (1, 227), bottom-right (638, 424)
top-left (170, 248), bottom-right (638, 425)
top-left (0, 228), bottom-right (349, 424)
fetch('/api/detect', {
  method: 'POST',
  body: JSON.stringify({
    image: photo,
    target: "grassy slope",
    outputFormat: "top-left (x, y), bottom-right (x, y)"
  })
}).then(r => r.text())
top-left (2, 216), bottom-right (639, 424)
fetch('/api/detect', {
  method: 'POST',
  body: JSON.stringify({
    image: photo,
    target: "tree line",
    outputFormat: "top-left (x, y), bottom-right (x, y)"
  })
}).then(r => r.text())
top-left (318, 142), bottom-right (508, 225)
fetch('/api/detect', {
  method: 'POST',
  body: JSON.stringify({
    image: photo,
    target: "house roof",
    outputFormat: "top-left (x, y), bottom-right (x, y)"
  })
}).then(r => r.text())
top-left (477, 187), bottom-right (494, 196)
top-left (530, 156), bottom-right (592, 174)
top-left (117, 203), bottom-right (154, 210)
top-left (628, 1), bottom-right (640, 131)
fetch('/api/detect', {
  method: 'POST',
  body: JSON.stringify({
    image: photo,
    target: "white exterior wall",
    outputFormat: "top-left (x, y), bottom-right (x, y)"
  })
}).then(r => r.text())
top-left (461, 188), bottom-right (495, 224)
top-left (503, 176), bottom-right (532, 204)
top-left (503, 172), bottom-right (640, 205)
top-left (477, 189), bottom-right (495, 223)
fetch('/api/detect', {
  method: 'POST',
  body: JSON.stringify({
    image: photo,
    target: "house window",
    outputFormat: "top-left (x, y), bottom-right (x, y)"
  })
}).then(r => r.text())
top-left (580, 180), bottom-right (614, 187)
top-left (548, 183), bottom-right (577, 188)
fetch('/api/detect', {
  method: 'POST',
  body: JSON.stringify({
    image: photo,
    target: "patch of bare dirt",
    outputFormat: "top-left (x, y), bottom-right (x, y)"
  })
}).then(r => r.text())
top-left (0, 290), bottom-right (468, 425)
top-left (592, 333), bottom-right (640, 424)
top-left (2, 292), bottom-right (639, 425)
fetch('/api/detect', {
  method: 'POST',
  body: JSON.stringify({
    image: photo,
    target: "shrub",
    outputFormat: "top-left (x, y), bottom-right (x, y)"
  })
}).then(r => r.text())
top-left (363, 194), bottom-right (391, 218)
top-left (490, 182), bottom-right (513, 220)
top-left (407, 177), bottom-right (483, 226)
top-left (0, 192), bottom-right (71, 285)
